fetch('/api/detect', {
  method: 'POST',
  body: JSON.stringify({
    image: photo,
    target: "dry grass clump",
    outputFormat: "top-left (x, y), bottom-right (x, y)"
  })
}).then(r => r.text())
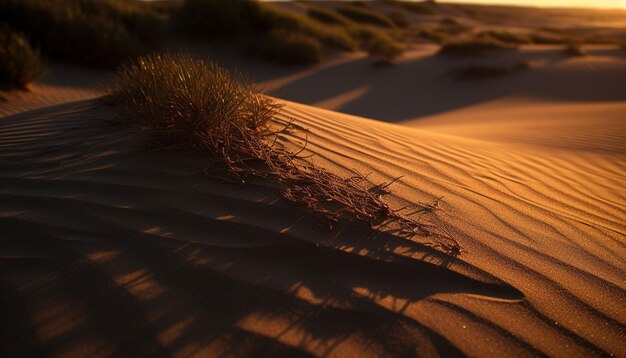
top-left (246, 30), bottom-right (323, 65)
top-left (350, 26), bottom-right (406, 64)
top-left (175, 0), bottom-right (357, 64)
top-left (366, 33), bottom-right (406, 65)
top-left (0, 24), bottom-right (44, 89)
top-left (107, 52), bottom-right (459, 254)
top-left (107, 52), bottom-right (278, 151)
top-left (439, 36), bottom-right (517, 57)
top-left (412, 21), bottom-right (471, 44)
top-left (307, 7), bottom-right (353, 27)
top-left (254, 4), bottom-right (358, 52)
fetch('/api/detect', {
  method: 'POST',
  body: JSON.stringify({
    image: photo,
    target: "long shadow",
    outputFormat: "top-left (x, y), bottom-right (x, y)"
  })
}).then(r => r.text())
top-left (0, 96), bottom-right (528, 356)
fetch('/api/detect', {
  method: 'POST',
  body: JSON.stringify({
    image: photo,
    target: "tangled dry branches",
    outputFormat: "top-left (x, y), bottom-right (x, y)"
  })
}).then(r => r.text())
top-left (107, 52), bottom-right (460, 254)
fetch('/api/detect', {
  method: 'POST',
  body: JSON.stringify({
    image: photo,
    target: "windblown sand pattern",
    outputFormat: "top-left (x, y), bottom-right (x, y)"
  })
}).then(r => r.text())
top-left (1, 88), bottom-right (624, 356)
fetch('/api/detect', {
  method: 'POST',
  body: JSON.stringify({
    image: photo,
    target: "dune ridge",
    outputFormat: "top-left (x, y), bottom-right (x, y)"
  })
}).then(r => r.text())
top-left (1, 90), bottom-right (624, 356)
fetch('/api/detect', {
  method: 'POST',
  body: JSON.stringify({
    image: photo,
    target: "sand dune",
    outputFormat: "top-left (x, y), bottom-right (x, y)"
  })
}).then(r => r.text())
top-left (1, 83), bottom-right (625, 356)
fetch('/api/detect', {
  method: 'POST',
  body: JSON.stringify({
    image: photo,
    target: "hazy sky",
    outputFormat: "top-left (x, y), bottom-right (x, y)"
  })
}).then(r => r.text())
top-left (433, 0), bottom-right (626, 9)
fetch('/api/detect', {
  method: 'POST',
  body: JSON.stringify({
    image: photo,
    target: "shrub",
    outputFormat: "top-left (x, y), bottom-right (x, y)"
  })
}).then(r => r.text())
top-left (254, 4), bottom-right (358, 51)
top-left (415, 28), bottom-right (451, 43)
top-left (0, 24), bottom-right (44, 89)
top-left (337, 6), bottom-right (397, 28)
top-left (176, 0), bottom-right (357, 53)
top-left (439, 36), bottom-right (517, 57)
top-left (440, 17), bottom-right (458, 26)
top-left (107, 52), bottom-right (279, 150)
top-left (348, 26), bottom-right (405, 64)
top-left (307, 7), bottom-right (352, 27)
top-left (107, 52), bottom-right (461, 254)
top-left (246, 30), bottom-right (323, 65)
top-left (0, 0), bottom-right (164, 68)
top-left (366, 33), bottom-right (405, 65)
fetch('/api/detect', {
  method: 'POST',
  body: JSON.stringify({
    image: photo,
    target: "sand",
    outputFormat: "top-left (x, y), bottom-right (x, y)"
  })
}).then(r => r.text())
top-left (1, 45), bottom-right (625, 356)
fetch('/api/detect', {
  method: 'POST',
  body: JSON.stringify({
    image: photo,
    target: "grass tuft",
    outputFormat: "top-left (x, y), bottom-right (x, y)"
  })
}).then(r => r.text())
top-left (106, 52), bottom-right (278, 150)
top-left (439, 36), bottom-right (517, 57)
top-left (107, 52), bottom-right (460, 254)
top-left (0, 0), bottom-right (164, 68)
top-left (0, 24), bottom-right (44, 89)
top-left (307, 7), bottom-right (353, 27)
top-left (246, 30), bottom-right (323, 65)
top-left (337, 6), bottom-right (397, 28)
top-left (176, 0), bottom-right (358, 55)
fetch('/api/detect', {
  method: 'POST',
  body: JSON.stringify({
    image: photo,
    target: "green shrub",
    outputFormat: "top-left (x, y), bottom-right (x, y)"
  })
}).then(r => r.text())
top-left (337, 6), bottom-right (396, 28)
top-left (107, 52), bottom-right (279, 150)
top-left (246, 30), bottom-right (323, 65)
top-left (439, 36), bottom-right (517, 57)
top-left (307, 7), bottom-right (352, 27)
top-left (0, 24), bottom-right (43, 89)
top-left (0, 0), bottom-right (164, 68)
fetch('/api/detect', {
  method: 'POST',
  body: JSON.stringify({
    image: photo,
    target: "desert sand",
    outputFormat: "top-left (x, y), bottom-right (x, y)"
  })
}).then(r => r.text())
top-left (1, 28), bottom-right (625, 358)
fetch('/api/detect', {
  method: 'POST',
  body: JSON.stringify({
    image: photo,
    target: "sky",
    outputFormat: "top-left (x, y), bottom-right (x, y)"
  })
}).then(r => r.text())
top-left (424, 0), bottom-right (626, 9)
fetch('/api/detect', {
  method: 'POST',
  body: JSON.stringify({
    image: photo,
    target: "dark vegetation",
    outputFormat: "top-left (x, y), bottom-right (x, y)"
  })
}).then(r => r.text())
top-left (336, 6), bottom-right (397, 28)
top-left (413, 19), bottom-right (471, 43)
top-left (307, 7), bottom-right (353, 27)
top-left (175, 0), bottom-right (358, 64)
top-left (0, 24), bottom-right (44, 89)
top-left (174, 0), bottom-right (407, 65)
top-left (563, 43), bottom-right (585, 57)
top-left (451, 62), bottom-right (530, 80)
top-left (245, 30), bottom-right (323, 65)
top-left (107, 52), bottom-right (460, 254)
top-left (0, 0), bottom-right (165, 68)
top-left (439, 35), bottom-right (517, 56)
